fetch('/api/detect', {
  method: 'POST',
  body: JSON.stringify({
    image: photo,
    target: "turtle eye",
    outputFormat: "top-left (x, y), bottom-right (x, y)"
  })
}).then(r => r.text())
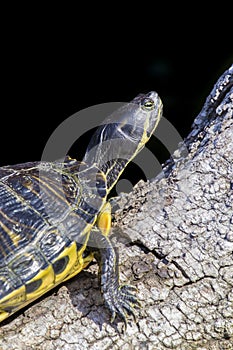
top-left (141, 97), bottom-right (155, 110)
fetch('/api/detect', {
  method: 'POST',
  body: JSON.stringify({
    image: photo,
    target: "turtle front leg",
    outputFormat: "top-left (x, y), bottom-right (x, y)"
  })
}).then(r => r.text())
top-left (88, 228), bottom-right (140, 328)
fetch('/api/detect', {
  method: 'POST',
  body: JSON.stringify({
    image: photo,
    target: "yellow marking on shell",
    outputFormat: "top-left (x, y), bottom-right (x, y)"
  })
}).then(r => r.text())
top-left (0, 217), bottom-right (21, 248)
top-left (63, 251), bottom-right (95, 282)
top-left (0, 209), bottom-right (31, 230)
top-left (31, 174), bottom-right (72, 205)
top-left (97, 202), bottom-right (112, 236)
top-left (0, 284), bottom-right (26, 322)
top-left (53, 241), bottom-right (78, 284)
top-left (0, 266), bottom-right (55, 322)
top-left (0, 240), bottom-right (92, 322)
top-left (62, 233), bottom-right (93, 282)
top-left (0, 285), bottom-right (25, 307)
top-left (26, 265), bottom-right (54, 299)
top-left (0, 310), bottom-right (9, 322)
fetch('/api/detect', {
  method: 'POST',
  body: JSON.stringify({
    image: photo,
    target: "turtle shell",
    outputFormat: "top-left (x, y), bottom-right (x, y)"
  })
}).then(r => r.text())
top-left (0, 157), bottom-right (107, 321)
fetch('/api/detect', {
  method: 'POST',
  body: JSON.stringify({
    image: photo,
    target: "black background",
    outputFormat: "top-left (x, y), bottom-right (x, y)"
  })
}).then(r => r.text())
top-left (1, 11), bottom-right (232, 172)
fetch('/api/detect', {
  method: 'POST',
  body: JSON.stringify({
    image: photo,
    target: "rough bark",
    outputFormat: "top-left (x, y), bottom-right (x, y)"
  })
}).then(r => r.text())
top-left (0, 65), bottom-right (232, 350)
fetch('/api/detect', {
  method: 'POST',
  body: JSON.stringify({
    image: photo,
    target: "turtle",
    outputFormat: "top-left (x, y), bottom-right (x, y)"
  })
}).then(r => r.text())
top-left (0, 91), bottom-right (162, 327)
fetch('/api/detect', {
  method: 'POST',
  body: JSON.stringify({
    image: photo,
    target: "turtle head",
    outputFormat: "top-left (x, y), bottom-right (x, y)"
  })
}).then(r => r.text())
top-left (83, 91), bottom-right (163, 190)
top-left (122, 91), bottom-right (162, 151)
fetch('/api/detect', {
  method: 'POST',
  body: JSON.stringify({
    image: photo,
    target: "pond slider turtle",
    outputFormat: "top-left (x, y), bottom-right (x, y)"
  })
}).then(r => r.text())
top-left (0, 92), bottom-right (162, 326)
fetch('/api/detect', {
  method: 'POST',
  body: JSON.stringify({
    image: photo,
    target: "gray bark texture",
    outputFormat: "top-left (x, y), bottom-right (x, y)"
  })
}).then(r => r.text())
top-left (0, 65), bottom-right (232, 350)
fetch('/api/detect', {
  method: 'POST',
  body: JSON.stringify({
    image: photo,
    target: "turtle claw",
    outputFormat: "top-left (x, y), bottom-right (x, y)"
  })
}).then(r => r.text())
top-left (103, 283), bottom-right (140, 329)
top-left (120, 284), bottom-right (138, 292)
